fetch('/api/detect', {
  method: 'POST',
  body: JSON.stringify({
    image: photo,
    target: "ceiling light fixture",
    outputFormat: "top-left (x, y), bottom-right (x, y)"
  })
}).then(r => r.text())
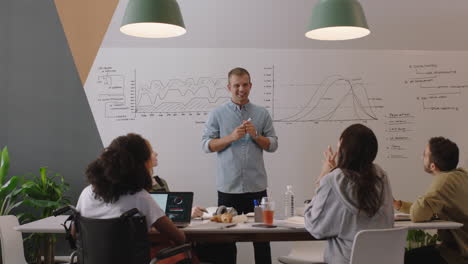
top-left (306, 0), bottom-right (370, 41)
top-left (120, 0), bottom-right (186, 38)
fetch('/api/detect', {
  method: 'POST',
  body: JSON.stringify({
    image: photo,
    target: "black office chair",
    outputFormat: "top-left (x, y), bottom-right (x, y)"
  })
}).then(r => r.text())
top-left (54, 206), bottom-right (192, 264)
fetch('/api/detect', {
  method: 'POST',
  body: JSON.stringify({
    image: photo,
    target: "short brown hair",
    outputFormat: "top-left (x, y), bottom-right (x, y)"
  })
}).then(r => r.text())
top-left (228, 67), bottom-right (251, 84)
top-left (428, 137), bottom-right (459, 171)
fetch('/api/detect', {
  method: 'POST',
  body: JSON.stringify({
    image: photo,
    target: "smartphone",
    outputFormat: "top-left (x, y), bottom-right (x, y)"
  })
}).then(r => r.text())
top-left (252, 224), bottom-right (277, 228)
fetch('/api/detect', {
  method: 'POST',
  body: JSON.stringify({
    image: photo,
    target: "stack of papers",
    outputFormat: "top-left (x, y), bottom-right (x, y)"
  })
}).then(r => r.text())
top-left (189, 222), bottom-right (237, 229)
top-left (283, 214), bottom-right (413, 223)
top-left (394, 213), bottom-right (411, 221)
top-left (273, 216), bottom-right (306, 229)
top-left (284, 216), bottom-right (305, 225)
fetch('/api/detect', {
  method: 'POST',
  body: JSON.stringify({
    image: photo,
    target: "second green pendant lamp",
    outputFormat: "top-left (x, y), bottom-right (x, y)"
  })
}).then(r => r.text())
top-left (120, 0), bottom-right (186, 38)
top-left (306, 0), bottom-right (370, 41)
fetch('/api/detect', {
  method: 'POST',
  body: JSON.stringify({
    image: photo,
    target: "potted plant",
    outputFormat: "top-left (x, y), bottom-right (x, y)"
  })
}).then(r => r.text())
top-left (0, 146), bottom-right (71, 264)
top-left (22, 167), bottom-right (70, 264)
top-left (0, 146), bottom-right (28, 264)
top-left (406, 229), bottom-right (440, 250)
top-left (0, 147), bottom-right (24, 216)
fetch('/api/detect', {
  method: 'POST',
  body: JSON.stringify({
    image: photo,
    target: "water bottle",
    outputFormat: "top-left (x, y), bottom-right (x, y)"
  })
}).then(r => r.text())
top-left (284, 185), bottom-right (295, 218)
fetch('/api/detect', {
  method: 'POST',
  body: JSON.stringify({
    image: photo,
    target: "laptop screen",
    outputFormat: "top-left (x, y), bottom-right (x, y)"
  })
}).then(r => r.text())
top-left (150, 192), bottom-right (193, 224)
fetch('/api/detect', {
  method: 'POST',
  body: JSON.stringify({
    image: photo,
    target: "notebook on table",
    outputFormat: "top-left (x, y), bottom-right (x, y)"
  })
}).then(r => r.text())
top-left (394, 213), bottom-right (411, 221)
top-left (150, 192), bottom-right (194, 228)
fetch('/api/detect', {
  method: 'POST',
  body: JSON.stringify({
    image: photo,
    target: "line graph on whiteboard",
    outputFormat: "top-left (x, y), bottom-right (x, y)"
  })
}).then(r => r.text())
top-left (93, 65), bottom-right (382, 122)
top-left (265, 66), bottom-right (382, 123)
top-left (137, 77), bottom-right (230, 113)
top-left (93, 67), bottom-right (230, 120)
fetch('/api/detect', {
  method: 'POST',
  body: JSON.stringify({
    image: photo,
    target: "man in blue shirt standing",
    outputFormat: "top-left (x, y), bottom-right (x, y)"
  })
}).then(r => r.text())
top-left (201, 67), bottom-right (278, 264)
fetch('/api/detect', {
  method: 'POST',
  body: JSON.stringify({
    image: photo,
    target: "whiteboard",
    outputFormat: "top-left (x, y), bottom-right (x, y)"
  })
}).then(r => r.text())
top-left (84, 48), bottom-right (468, 210)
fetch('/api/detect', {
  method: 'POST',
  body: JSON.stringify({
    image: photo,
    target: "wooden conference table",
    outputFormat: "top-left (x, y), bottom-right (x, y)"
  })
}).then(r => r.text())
top-left (14, 215), bottom-right (463, 264)
top-left (15, 215), bottom-right (313, 243)
top-left (15, 215), bottom-right (463, 243)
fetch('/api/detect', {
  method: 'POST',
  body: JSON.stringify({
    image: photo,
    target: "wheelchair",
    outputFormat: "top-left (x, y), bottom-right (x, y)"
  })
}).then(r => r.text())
top-left (53, 206), bottom-right (193, 264)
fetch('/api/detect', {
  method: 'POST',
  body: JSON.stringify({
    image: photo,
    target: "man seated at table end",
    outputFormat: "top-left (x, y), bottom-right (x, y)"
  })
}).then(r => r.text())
top-left (394, 137), bottom-right (468, 264)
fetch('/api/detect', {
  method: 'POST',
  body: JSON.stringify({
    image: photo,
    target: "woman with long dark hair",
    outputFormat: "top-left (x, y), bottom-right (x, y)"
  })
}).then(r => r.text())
top-left (76, 133), bottom-right (185, 245)
top-left (304, 124), bottom-right (394, 264)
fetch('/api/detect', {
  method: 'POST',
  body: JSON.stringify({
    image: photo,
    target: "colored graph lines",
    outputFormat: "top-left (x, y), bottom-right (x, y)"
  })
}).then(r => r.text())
top-left (136, 77), bottom-right (230, 113)
top-left (274, 75), bottom-right (378, 123)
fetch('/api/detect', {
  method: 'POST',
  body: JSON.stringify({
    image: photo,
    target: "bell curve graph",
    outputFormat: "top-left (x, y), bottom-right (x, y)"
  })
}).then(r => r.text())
top-left (271, 73), bottom-right (379, 123)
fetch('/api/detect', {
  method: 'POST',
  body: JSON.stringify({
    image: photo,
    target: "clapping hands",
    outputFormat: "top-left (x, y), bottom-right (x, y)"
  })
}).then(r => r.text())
top-left (318, 145), bottom-right (337, 181)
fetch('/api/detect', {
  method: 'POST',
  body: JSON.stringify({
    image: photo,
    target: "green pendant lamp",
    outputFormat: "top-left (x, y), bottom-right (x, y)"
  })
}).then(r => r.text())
top-left (120, 0), bottom-right (186, 38)
top-left (306, 0), bottom-right (370, 41)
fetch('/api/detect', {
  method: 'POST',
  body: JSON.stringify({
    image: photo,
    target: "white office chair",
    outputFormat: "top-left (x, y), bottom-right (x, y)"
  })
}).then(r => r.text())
top-left (277, 241), bottom-right (326, 264)
top-left (0, 215), bottom-right (28, 264)
top-left (0, 215), bottom-right (71, 264)
top-left (350, 226), bottom-right (408, 264)
top-left (279, 227), bottom-right (408, 264)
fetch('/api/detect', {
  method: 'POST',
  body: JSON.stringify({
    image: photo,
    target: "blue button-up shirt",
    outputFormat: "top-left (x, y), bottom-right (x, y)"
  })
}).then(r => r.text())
top-left (202, 101), bottom-right (278, 193)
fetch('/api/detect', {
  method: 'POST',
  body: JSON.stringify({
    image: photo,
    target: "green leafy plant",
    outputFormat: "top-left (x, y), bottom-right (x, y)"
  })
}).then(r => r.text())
top-left (21, 167), bottom-right (70, 264)
top-left (0, 147), bottom-right (24, 216)
top-left (0, 147), bottom-right (71, 263)
top-left (22, 167), bottom-right (70, 218)
top-left (0, 146), bottom-right (24, 264)
top-left (406, 229), bottom-right (440, 250)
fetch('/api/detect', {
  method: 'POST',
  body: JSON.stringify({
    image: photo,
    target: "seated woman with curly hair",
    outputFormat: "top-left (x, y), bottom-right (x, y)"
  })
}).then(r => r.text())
top-left (76, 133), bottom-right (185, 248)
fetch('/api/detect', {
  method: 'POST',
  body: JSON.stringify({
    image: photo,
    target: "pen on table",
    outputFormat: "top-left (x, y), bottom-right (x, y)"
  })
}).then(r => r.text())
top-left (224, 223), bottom-right (237, 228)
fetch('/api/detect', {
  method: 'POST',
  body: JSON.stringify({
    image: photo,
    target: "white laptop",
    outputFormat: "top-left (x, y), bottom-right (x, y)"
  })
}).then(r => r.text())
top-left (150, 192), bottom-right (193, 228)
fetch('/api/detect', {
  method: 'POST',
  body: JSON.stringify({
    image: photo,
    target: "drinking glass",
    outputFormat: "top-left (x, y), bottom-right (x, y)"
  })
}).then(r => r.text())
top-left (260, 197), bottom-right (275, 225)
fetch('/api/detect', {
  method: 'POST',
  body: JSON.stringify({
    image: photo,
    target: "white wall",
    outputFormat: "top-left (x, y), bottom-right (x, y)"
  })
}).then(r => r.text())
top-left (86, 1), bottom-right (468, 263)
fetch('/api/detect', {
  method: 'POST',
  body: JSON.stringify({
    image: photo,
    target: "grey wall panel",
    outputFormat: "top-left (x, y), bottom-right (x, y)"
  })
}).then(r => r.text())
top-left (0, 1), bottom-right (8, 142)
top-left (2, 0), bottom-right (102, 206)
